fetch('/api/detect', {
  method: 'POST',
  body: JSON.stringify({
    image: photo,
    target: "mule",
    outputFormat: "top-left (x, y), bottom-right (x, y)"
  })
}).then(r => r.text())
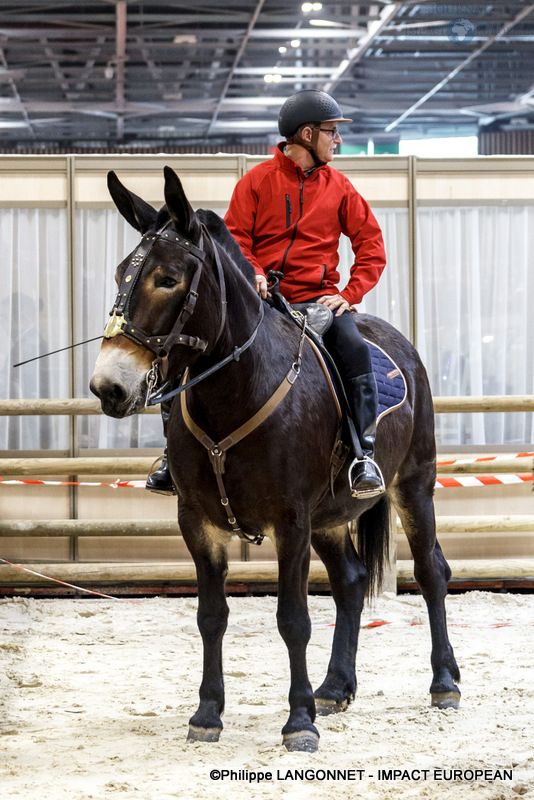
top-left (90, 166), bottom-right (460, 752)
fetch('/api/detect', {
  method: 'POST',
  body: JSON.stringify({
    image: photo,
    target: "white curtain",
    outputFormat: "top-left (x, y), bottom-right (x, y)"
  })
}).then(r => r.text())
top-left (75, 206), bottom-right (228, 451)
top-left (0, 208), bottom-right (70, 449)
top-left (417, 205), bottom-right (534, 446)
top-left (75, 209), bottom-right (164, 450)
top-left (2, 203), bottom-right (531, 452)
top-left (338, 207), bottom-right (411, 336)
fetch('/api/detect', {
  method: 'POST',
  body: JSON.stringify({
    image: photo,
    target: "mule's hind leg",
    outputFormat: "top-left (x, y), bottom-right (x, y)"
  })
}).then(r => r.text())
top-left (276, 518), bottom-right (320, 752)
top-left (311, 525), bottom-right (367, 715)
top-left (392, 480), bottom-right (461, 709)
top-left (181, 512), bottom-right (230, 742)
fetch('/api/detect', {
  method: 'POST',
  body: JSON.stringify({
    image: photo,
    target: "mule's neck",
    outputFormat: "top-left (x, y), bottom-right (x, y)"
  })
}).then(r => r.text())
top-left (185, 261), bottom-right (296, 439)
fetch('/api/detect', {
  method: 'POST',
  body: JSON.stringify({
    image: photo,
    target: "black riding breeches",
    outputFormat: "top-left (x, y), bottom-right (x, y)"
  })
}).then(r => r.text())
top-left (307, 303), bottom-right (371, 381)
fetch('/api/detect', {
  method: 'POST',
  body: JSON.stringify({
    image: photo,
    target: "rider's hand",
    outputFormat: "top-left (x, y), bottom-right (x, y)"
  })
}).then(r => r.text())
top-left (255, 274), bottom-right (269, 299)
top-left (316, 294), bottom-right (350, 317)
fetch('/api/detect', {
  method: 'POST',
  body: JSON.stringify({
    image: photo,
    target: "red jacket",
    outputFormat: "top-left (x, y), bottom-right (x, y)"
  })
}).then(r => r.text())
top-left (224, 143), bottom-right (386, 306)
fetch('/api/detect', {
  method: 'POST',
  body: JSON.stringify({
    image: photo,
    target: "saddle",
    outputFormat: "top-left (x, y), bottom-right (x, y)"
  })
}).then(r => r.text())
top-left (266, 280), bottom-right (407, 425)
top-left (266, 275), bottom-right (407, 490)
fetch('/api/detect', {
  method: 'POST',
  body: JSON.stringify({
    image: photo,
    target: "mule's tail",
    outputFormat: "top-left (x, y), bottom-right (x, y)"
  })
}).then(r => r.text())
top-left (354, 495), bottom-right (390, 597)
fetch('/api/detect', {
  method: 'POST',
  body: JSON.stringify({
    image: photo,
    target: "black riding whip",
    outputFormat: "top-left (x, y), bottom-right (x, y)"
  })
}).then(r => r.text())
top-left (12, 336), bottom-right (103, 368)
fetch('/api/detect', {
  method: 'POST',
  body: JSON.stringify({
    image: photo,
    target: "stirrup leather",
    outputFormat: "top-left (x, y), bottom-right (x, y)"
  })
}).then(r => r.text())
top-left (348, 456), bottom-right (385, 499)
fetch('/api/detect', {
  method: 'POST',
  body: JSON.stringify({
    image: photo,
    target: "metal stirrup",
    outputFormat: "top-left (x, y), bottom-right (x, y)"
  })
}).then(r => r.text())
top-left (348, 455), bottom-right (385, 498)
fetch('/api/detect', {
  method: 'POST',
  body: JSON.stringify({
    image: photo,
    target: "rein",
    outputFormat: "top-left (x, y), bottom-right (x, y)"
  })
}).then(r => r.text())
top-left (146, 302), bottom-right (264, 406)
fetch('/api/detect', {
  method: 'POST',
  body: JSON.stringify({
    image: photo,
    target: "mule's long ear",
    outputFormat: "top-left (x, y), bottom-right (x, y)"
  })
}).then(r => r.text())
top-left (163, 165), bottom-right (201, 241)
top-left (107, 171), bottom-right (158, 233)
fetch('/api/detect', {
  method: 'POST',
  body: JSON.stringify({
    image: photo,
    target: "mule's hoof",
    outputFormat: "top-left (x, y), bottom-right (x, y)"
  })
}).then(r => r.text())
top-left (283, 730), bottom-right (320, 753)
top-left (187, 724), bottom-right (222, 743)
top-left (431, 691), bottom-right (461, 710)
top-left (314, 697), bottom-right (349, 716)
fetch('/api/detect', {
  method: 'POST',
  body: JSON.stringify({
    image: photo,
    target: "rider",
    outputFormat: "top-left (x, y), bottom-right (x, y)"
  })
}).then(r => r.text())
top-left (225, 89), bottom-right (386, 498)
top-left (147, 89), bottom-right (386, 498)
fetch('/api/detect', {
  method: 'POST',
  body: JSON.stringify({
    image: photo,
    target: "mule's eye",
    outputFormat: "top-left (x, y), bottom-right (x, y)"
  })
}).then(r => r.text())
top-left (156, 275), bottom-right (178, 289)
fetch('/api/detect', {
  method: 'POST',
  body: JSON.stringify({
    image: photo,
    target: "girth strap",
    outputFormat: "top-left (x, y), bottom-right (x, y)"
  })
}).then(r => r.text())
top-left (179, 325), bottom-right (307, 545)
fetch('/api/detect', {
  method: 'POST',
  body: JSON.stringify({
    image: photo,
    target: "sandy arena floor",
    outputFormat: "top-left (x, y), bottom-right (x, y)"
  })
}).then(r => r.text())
top-left (0, 590), bottom-right (533, 800)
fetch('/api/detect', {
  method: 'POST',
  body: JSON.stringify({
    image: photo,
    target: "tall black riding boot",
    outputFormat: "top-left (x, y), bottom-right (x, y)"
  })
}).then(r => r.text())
top-left (346, 373), bottom-right (385, 499)
top-left (146, 402), bottom-right (176, 496)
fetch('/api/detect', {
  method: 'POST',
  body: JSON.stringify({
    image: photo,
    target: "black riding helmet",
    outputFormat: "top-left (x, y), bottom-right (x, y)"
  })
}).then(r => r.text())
top-left (278, 89), bottom-right (352, 138)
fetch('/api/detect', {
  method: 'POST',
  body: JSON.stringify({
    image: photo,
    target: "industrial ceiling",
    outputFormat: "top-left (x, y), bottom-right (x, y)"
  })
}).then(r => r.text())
top-left (1, 0), bottom-right (534, 151)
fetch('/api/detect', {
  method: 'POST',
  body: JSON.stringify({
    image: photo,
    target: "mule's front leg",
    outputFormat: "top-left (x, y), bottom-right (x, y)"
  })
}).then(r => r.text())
top-left (276, 527), bottom-right (319, 752)
top-left (182, 518), bottom-right (229, 743)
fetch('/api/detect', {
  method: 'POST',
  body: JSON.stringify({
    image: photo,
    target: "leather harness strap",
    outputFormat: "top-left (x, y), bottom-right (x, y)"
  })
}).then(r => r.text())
top-left (180, 324), bottom-right (307, 545)
top-left (306, 337), bottom-right (342, 421)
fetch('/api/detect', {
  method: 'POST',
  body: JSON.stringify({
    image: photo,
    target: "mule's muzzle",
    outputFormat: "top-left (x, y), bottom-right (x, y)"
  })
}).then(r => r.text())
top-left (90, 375), bottom-right (141, 418)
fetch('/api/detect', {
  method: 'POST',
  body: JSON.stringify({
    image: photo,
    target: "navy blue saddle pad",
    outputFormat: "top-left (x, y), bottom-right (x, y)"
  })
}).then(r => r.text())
top-left (365, 339), bottom-right (407, 423)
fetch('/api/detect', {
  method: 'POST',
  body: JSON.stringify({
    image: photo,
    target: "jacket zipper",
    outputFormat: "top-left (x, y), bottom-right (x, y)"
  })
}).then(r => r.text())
top-left (285, 194), bottom-right (292, 228)
top-left (280, 179), bottom-right (303, 273)
top-left (320, 264), bottom-right (326, 288)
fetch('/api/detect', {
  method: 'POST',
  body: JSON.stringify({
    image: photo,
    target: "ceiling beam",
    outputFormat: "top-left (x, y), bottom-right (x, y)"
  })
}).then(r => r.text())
top-left (114, 0), bottom-right (127, 139)
top-left (0, 46), bottom-right (35, 137)
top-left (205, 0), bottom-right (267, 138)
top-left (385, 4), bottom-right (534, 131)
top-left (322, 4), bottom-right (399, 95)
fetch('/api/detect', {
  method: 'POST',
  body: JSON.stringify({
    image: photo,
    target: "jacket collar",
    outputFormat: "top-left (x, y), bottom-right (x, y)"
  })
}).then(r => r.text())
top-left (275, 142), bottom-right (328, 179)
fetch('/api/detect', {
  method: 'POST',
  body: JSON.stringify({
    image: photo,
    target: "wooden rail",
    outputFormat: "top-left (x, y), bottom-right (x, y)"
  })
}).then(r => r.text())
top-left (0, 394), bottom-right (532, 591)
top-left (1, 515), bottom-right (533, 537)
top-left (0, 455), bottom-right (532, 477)
top-left (0, 559), bottom-right (533, 587)
top-left (0, 456), bottom-right (155, 476)
top-left (0, 395), bottom-right (533, 416)
top-left (0, 399), bottom-right (158, 415)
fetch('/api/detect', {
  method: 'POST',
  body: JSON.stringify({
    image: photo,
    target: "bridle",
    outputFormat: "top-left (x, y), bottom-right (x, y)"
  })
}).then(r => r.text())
top-left (103, 219), bottom-right (264, 404)
top-left (104, 220), bottom-right (218, 361)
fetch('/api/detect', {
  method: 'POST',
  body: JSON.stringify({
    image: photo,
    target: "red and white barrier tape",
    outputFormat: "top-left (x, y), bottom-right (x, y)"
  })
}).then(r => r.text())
top-left (0, 477), bottom-right (147, 489)
top-left (437, 451), bottom-right (534, 466)
top-left (1, 474), bottom-right (532, 491)
top-left (435, 473), bottom-right (533, 489)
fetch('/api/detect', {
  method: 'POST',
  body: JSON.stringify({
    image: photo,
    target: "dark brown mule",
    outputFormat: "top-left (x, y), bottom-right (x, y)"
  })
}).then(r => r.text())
top-left (90, 167), bottom-right (460, 752)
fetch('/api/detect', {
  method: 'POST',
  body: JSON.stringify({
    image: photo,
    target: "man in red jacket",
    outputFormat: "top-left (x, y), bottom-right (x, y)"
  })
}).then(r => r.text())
top-left (224, 89), bottom-right (387, 498)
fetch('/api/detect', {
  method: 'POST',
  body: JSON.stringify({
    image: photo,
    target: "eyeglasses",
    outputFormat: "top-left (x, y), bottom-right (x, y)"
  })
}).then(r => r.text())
top-left (315, 127), bottom-right (340, 140)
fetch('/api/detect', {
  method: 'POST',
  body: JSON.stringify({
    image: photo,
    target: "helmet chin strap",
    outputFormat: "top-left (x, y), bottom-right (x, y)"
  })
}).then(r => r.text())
top-left (308, 126), bottom-right (324, 165)
top-left (289, 126), bottom-right (325, 166)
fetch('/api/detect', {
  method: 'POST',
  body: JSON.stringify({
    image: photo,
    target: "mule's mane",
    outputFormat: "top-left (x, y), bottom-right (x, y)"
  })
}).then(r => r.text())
top-left (197, 209), bottom-right (256, 285)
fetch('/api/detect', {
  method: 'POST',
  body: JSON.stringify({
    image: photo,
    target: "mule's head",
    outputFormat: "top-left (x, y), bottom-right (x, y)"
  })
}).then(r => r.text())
top-left (90, 166), bottom-right (217, 418)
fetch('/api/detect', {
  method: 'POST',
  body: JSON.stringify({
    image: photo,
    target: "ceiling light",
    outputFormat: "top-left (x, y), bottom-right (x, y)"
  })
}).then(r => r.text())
top-left (264, 72), bottom-right (282, 83)
top-left (173, 34), bottom-right (197, 44)
top-left (290, 39), bottom-right (301, 47)
top-left (278, 46), bottom-right (287, 53)
top-left (309, 19), bottom-right (349, 28)
top-left (302, 2), bottom-right (322, 10)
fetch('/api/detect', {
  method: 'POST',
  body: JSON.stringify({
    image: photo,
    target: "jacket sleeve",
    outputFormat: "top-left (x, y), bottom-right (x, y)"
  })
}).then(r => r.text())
top-left (338, 181), bottom-right (386, 306)
top-left (224, 174), bottom-right (266, 276)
